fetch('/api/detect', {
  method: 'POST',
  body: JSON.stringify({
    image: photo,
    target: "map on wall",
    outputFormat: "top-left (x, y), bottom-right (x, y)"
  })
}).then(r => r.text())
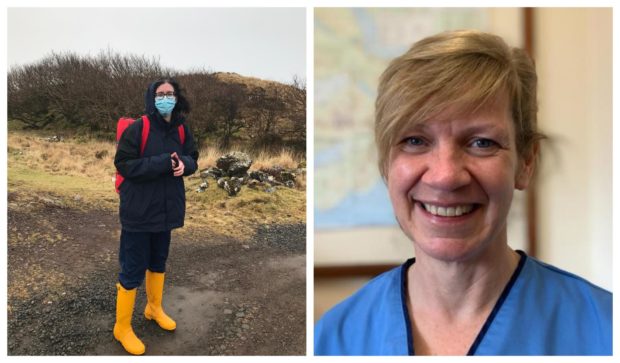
top-left (314, 8), bottom-right (491, 229)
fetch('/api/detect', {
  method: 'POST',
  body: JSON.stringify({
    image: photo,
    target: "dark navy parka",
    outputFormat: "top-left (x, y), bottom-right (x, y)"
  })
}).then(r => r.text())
top-left (114, 82), bottom-right (199, 232)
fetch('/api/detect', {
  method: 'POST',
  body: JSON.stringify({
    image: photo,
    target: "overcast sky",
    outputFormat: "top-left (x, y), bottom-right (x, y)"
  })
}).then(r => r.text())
top-left (8, 7), bottom-right (306, 83)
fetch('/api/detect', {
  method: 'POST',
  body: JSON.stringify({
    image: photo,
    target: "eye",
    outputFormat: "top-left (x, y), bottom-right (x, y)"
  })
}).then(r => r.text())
top-left (399, 136), bottom-right (429, 153)
top-left (471, 138), bottom-right (497, 148)
top-left (405, 136), bottom-right (425, 146)
top-left (468, 137), bottom-right (501, 156)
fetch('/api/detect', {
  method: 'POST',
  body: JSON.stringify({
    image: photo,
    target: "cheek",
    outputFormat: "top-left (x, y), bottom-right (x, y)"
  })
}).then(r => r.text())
top-left (477, 159), bottom-right (517, 202)
top-left (387, 156), bottom-right (420, 202)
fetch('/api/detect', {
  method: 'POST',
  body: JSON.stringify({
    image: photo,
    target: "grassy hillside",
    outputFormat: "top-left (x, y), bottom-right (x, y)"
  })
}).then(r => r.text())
top-left (7, 130), bottom-right (306, 240)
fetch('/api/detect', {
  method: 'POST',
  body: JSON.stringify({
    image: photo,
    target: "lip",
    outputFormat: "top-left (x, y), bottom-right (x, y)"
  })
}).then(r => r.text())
top-left (414, 200), bottom-right (481, 223)
top-left (414, 199), bottom-right (479, 208)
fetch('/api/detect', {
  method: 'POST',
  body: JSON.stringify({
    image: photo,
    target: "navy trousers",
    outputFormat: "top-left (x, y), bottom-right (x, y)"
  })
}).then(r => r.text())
top-left (118, 229), bottom-right (171, 289)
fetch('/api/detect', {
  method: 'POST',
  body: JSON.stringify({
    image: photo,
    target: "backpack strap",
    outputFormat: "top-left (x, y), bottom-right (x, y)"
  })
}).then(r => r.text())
top-left (115, 115), bottom-right (151, 194)
top-left (139, 115), bottom-right (150, 156)
top-left (177, 124), bottom-right (186, 145)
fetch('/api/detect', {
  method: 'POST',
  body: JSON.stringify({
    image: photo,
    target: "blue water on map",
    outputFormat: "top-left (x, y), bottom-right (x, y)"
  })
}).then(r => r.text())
top-left (315, 180), bottom-right (397, 229)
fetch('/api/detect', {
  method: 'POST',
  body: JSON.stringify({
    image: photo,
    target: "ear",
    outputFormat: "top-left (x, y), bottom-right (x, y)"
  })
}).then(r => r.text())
top-left (515, 143), bottom-right (539, 190)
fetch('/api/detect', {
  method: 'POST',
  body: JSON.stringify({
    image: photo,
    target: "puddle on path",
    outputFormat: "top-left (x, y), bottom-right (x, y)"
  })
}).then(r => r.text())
top-left (94, 285), bottom-right (225, 355)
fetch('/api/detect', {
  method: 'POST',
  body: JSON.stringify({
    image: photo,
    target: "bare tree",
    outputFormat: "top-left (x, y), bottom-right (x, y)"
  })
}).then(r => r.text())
top-left (212, 82), bottom-right (247, 150)
top-left (288, 75), bottom-right (307, 153)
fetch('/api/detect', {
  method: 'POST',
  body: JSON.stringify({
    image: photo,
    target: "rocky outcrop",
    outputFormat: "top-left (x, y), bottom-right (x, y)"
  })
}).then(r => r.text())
top-left (198, 152), bottom-right (304, 197)
top-left (217, 177), bottom-right (243, 196)
top-left (196, 181), bottom-right (208, 193)
top-left (201, 167), bottom-right (223, 180)
top-left (216, 152), bottom-right (252, 177)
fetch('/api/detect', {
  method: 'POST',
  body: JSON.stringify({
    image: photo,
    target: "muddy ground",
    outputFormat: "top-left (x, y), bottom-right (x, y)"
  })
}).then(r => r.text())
top-left (7, 191), bottom-right (306, 355)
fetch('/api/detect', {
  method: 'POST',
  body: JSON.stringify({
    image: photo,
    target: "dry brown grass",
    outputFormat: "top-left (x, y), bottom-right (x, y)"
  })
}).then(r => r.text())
top-left (214, 72), bottom-right (285, 90)
top-left (8, 133), bottom-right (117, 181)
top-left (250, 149), bottom-right (299, 171)
top-left (197, 145), bottom-right (302, 171)
top-left (9, 132), bottom-right (304, 182)
top-left (197, 146), bottom-right (223, 171)
top-left (8, 130), bottom-right (306, 240)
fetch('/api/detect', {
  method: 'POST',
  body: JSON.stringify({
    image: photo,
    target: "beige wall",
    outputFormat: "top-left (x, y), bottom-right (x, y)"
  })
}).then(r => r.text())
top-left (535, 8), bottom-right (612, 290)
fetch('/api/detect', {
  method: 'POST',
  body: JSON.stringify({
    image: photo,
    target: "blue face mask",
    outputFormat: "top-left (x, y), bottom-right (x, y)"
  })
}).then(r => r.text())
top-left (155, 98), bottom-right (176, 116)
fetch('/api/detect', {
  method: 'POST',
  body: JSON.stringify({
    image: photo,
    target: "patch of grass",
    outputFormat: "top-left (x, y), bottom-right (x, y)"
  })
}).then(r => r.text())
top-left (215, 72), bottom-right (285, 90)
top-left (197, 144), bottom-right (304, 171)
top-left (7, 132), bottom-right (117, 182)
top-left (8, 163), bottom-right (118, 211)
top-left (8, 130), bottom-right (306, 240)
top-left (251, 149), bottom-right (300, 171)
top-left (183, 176), bottom-right (305, 240)
top-left (197, 146), bottom-right (223, 171)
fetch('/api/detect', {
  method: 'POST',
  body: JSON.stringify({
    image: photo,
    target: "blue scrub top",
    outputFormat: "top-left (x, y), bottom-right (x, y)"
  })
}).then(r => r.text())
top-left (315, 251), bottom-right (612, 356)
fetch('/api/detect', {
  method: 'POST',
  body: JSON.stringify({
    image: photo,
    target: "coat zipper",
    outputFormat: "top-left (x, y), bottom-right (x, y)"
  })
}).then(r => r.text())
top-left (163, 130), bottom-right (169, 230)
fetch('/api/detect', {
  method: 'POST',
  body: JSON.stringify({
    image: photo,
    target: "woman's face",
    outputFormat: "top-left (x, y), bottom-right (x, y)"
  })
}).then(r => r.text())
top-left (387, 95), bottom-right (534, 262)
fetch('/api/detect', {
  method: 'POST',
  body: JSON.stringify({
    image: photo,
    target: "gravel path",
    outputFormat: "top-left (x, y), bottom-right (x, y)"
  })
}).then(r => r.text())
top-left (8, 193), bottom-right (306, 355)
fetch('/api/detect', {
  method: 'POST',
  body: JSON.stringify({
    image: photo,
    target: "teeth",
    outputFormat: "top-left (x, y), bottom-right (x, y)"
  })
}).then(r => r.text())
top-left (423, 203), bottom-right (474, 217)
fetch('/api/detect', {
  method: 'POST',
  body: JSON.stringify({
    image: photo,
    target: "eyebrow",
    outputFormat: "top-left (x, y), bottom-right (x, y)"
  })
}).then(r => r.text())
top-left (402, 120), bottom-right (511, 137)
top-left (460, 123), bottom-right (510, 135)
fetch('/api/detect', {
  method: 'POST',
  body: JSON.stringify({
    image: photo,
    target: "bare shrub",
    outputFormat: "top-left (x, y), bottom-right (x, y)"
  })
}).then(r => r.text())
top-left (8, 51), bottom-right (306, 156)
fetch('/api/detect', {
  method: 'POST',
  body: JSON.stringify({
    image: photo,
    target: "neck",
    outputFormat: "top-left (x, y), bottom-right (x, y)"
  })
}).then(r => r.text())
top-left (408, 243), bottom-right (519, 321)
top-left (163, 114), bottom-right (172, 122)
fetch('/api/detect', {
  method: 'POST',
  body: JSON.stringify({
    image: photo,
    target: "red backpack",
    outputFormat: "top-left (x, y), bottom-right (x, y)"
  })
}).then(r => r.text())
top-left (115, 115), bottom-right (186, 193)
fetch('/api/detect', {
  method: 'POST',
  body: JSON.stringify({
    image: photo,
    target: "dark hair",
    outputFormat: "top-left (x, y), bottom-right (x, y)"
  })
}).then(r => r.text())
top-left (153, 77), bottom-right (191, 115)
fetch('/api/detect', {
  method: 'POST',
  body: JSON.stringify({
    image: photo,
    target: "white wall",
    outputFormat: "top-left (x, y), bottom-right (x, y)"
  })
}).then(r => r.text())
top-left (535, 8), bottom-right (612, 290)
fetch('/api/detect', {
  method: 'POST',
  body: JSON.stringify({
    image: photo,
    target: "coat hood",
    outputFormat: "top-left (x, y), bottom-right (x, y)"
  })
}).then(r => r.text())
top-left (144, 81), bottom-right (184, 129)
top-left (144, 81), bottom-right (159, 117)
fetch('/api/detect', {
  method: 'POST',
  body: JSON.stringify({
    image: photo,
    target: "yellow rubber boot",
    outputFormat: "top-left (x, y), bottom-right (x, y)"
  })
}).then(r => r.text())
top-left (113, 283), bottom-right (145, 355)
top-left (144, 270), bottom-right (177, 331)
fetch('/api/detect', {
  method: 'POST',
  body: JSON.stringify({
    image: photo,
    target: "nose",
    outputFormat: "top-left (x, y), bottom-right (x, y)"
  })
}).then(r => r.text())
top-left (421, 143), bottom-right (471, 191)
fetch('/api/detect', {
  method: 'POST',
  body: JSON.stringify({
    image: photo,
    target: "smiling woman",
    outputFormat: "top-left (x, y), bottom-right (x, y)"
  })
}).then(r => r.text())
top-left (314, 30), bottom-right (612, 356)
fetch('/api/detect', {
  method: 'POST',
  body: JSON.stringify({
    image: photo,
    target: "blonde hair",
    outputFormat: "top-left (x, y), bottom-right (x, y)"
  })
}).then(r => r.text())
top-left (375, 29), bottom-right (543, 178)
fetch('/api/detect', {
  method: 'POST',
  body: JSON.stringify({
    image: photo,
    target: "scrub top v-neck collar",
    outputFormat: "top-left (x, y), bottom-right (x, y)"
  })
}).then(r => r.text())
top-left (400, 250), bottom-right (527, 356)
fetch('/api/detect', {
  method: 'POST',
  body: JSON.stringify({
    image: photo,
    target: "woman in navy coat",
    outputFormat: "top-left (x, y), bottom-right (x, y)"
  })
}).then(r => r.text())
top-left (113, 78), bottom-right (198, 355)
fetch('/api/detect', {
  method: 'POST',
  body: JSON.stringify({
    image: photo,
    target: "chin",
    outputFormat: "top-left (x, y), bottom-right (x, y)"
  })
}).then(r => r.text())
top-left (413, 237), bottom-right (489, 263)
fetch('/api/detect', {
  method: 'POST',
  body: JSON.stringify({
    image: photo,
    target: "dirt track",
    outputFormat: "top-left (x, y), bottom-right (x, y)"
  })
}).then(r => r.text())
top-left (7, 192), bottom-right (306, 355)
